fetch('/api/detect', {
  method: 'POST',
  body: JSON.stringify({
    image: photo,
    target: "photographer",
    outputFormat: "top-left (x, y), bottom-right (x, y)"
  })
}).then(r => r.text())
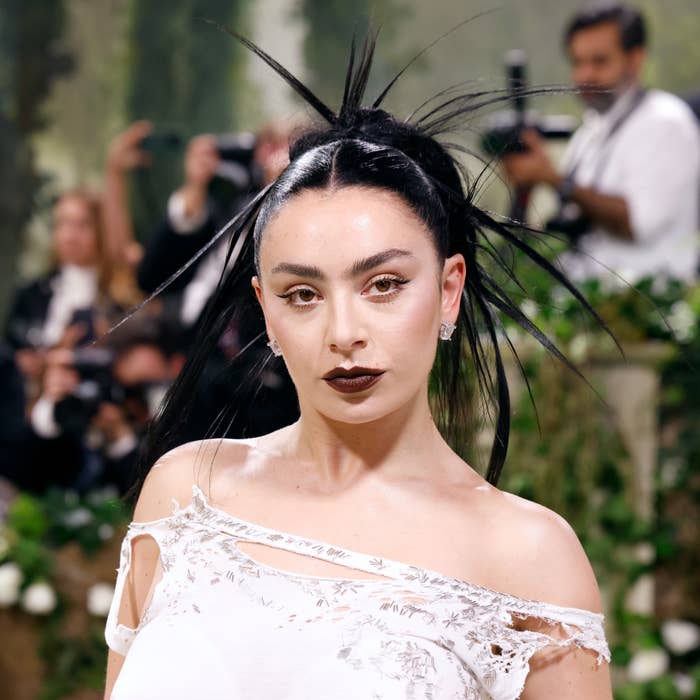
top-left (26, 316), bottom-right (184, 495)
top-left (111, 120), bottom-right (291, 328)
top-left (103, 119), bottom-right (301, 441)
top-left (501, 2), bottom-right (700, 284)
top-left (4, 187), bottom-right (140, 404)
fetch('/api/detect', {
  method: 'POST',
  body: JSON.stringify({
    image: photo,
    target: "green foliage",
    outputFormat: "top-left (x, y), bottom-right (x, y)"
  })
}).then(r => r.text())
top-left (297, 0), bottom-right (413, 109)
top-left (1, 487), bottom-right (131, 698)
top-left (482, 234), bottom-right (700, 697)
top-left (0, 0), bottom-right (73, 327)
top-left (7, 493), bottom-right (50, 539)
top-left (38, 623), bottom-right (111, 700)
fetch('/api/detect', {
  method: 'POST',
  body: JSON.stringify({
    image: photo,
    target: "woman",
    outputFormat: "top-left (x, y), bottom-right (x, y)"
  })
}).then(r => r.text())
top-left (5, 189), bottom-right (139, 388)
top-left (104, 32), bottom-right (613, 699)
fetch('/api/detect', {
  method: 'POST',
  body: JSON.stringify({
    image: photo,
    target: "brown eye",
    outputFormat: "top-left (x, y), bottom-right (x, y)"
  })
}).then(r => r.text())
top-left (375, 279), bottom-right (393, 293)
top-left (298, 289), bottom-right (315, 302)
top-left (366, 276), bottom-right (409, 298)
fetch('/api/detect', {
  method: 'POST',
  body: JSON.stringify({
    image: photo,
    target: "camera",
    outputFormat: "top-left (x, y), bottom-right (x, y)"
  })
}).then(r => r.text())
top-left (545, 202), bottom-right (591, 241)
top-left (480, 50), bottom-right (579, 225)
top-left (213, 131), bottom-right (259, 191)
top-left (139, 129), bottom-right (260, 192)
top-left (480, 50), bottom-right (577, 158)
top-left (53, 347), bottom-right (124, 435)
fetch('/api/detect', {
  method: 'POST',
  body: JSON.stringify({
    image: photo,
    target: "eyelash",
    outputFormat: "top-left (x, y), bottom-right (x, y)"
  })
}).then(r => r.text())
top-left (276, 275), bottom-right (410, 309)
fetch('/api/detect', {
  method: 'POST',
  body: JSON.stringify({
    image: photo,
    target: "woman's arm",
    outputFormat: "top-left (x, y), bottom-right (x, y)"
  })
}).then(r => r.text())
top-left (103, 442), bottom-right (204, 698)
top-left (498, 494), bottom-right (613, 699)
top-left (101, 121), bottom-right (152, 267)
top-left (492, 492), bottom-right (612, 700)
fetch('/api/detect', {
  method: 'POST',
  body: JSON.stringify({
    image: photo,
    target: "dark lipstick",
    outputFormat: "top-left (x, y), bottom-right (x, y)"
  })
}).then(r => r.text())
top-left (322, 366), bottom-right (385, 394)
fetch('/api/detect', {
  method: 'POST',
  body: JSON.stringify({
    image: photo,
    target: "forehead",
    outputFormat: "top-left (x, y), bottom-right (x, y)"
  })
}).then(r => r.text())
top-left (258, 186), bottom-right (435, 273)
top-left (569, 22), bottom-right (624, 55)
top-left (55, 196), bottom-right (92, 218)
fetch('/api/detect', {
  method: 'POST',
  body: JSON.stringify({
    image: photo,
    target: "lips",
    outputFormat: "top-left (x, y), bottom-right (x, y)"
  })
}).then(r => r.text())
top-left (322, 366), bottom-right (385, 394)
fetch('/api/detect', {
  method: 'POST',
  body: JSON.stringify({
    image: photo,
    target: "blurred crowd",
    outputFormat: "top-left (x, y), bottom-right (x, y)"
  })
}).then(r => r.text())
top-left (0, 119), bottom-right (300, 500)
top-left (1, 1), bottom-right (699, 501)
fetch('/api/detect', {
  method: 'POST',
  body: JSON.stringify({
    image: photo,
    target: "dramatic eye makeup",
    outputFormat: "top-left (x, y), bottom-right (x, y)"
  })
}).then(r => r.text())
top-left (368, 275), bottom-right (409, 296)
top-left (276, 287), bottom-right (317, 307)
top-left (276, 274), bottom-right (410, 309)
top-left (269, 248), bottom-right (416, 309)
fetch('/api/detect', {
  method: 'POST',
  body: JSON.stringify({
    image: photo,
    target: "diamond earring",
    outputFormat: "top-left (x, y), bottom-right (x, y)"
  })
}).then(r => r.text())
top-left (266, 338), bottom-right (283, 357)
top-left (439, 321), bottom-right (456, 341)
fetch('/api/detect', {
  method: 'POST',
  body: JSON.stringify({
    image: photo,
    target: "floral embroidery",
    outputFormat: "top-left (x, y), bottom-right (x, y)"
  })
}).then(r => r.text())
top-left (105, 484), bottom-right (610, 700)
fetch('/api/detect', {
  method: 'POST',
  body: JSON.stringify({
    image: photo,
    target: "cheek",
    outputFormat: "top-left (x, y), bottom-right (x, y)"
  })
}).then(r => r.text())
top-left (384, 286), bottom-right (438, 349)
top-left (53, 230), bottom-right (71, 254)
top-left (78, 227), bottom-right (98, 250)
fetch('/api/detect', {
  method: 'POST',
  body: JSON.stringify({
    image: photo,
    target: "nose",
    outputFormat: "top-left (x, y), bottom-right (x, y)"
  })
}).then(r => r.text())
top-left (325, 292), bottom-right (368, 354)
top-left (573, 62), bottom-right (595, 87)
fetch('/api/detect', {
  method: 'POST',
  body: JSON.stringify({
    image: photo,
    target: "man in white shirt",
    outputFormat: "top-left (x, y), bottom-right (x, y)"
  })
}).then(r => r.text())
top-left (501, 1), bottom-right (700, 284)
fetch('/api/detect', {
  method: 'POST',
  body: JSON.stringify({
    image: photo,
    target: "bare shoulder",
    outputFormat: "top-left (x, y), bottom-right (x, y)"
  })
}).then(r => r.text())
top-left (482, 487), bottom-right (602, 613)
top-left (132, 438), bottom-right (256, 523)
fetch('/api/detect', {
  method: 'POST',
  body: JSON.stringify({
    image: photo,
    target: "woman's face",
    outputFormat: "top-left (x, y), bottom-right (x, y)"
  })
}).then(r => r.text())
top-left (252, 186), bottom-right (465, 424)
top-left (52, 195), bottom-right (99, 267)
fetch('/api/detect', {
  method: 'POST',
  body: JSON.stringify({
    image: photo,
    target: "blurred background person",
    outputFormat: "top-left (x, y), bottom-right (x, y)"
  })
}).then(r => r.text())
top-left (3, 189), bottom-right (141, 400)
top-left (24, 313), bottom-right (184, 497)
top-left (134, 119), bottom-right (293, 329)
top-left (500, 1), bottom-right (700, 284)
top-left (103, 119), bottom-right (301, 441)
top-left (0, 343), bottom-right (33, 489)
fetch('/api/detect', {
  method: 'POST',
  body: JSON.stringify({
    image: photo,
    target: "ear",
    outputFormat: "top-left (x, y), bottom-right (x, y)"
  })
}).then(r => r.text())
top-left (441, 253), bottom-right (466, 322)
top-left (251, 275), bottom-right (264, 311)
top-left (251, 275), bottom-right (274, 339)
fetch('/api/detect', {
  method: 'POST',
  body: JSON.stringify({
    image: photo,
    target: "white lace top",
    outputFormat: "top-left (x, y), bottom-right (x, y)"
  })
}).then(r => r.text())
top-left (105, 484), bottom-right (610, 699)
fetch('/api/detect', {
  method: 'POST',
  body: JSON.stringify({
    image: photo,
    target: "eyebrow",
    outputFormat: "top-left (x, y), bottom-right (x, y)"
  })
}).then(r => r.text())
top-left (270, 248), bottom-right (415, 280)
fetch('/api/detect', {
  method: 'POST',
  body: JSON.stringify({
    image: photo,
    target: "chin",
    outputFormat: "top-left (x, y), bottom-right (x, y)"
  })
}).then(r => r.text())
top-left (314, 392), bottom-right (412, 426)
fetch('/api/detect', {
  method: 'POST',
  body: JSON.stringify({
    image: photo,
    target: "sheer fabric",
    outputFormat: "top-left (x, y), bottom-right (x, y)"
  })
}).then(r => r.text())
top-left (105, 484), bottom-right (609, 699)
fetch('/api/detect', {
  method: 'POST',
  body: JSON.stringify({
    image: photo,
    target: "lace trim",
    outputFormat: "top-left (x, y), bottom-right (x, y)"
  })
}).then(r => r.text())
top-left (106, 482), bottom-right (611, 695)
top-left (187, 484), bottom-right (607, 624)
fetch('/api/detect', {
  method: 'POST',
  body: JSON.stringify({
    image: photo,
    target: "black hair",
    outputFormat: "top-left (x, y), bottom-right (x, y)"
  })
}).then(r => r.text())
top-left (564, 1), bottom-right (647, 51)
top-left (125, 28), bottom-right (615, 503)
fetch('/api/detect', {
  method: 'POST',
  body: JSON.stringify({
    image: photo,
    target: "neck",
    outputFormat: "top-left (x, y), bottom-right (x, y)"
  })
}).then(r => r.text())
top-left (284, 383), bottom-right (449, 491)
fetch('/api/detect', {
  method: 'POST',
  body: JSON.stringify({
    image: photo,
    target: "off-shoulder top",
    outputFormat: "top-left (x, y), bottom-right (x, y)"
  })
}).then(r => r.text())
top-left (105, 483), bottom-right (610, 700)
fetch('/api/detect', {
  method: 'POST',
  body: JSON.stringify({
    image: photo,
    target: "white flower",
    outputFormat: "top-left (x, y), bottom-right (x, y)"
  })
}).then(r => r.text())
top-left (568, 334), bottom-right (591, 363)
top-left (86, 582), bottom-right (115, 617)
top-left (20, 581), bottom-right (57, 615)
top-left (661, 619), bottom-right (700, 655)
top-left (0, 562), bottom-right (23, 607)
top-left (550, 285), bottom-right (569, 307)
top-left (633, 542), bottom-right (655, 566)
top-left (599, 271), bottom-right (629, 295)
top-left (660, 457), bottom-right (684, 489)
top-left (519, 299), bottom-right (539, 319)
top-left (98, 523), bottom-right (115, 541)
top-left (651, 274), bottom-right (671, 296)
top-left (672, 672), bottom-right (696, 697)
top-left (627, 648), bottom-right (669, 683)
top-left (667, 301), bottom-right (695, 343)
top-left (63, 507), bottom-right (94, 528)
top-left (624, 574), bottom-right (654, 616)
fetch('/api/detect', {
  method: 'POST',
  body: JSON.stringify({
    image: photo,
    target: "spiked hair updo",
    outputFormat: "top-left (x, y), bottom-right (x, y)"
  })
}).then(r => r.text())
top-left (125, 27), bottom-right (614, 502)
